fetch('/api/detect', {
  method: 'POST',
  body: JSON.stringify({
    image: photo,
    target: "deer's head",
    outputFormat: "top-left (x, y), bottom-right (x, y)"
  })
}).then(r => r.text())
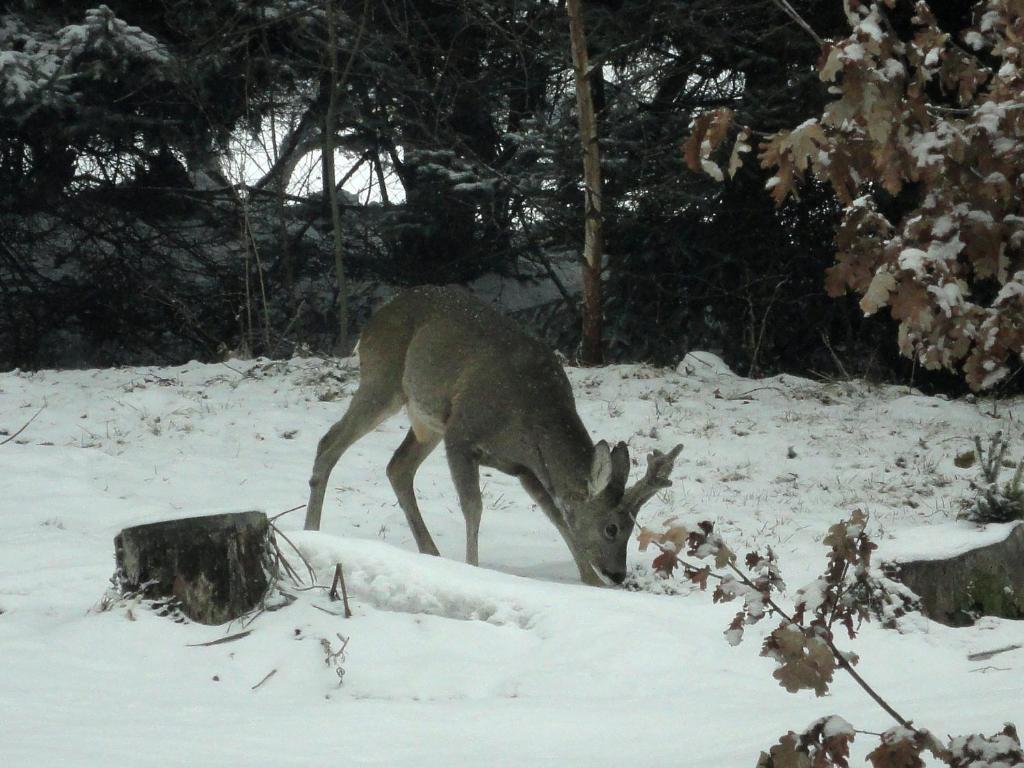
top-left (568, 441), bottom-right (684, 586)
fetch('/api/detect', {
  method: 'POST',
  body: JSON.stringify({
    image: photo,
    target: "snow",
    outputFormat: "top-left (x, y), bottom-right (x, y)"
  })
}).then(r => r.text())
top-left (856, 10), bottom-right (884, 42)
top-left (843, 42), bottom-right (866, 62)
top-left (932, 215), bottom-right (956, 239)
top-left (677, 351), bottom-right (736, 382)
top-left (928, 280), bottom-right (965, 317)
top-left (822, 714), bottom-right (855, 739)
top-left (796, 578), bottom-right (830, 615)
top-left (2, 357), bottom-right (1024, 766)
top-left (881, 58), bottom-right (905, 80)
top-left (898, 237), bottom-right (965, 279)
top-left (995, 272), bottom-right (1024, 305)
top-left (899, 247), bottom-right (929, 276)
top-left (976, 101), bottom-right (1006, 134)
top-left (908, 127), bottom-right (954, 169)
top-left (965, 31), bottom-right (987, 51)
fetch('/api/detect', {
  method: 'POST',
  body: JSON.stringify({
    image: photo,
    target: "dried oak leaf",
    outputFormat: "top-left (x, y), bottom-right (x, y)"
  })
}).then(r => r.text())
top-left (683, 113), bottom-right (714, 173)
top-left (764, 624), bottom-right (836, 697)
top-left (789, 121), bottom-right (827, 174)
top-left (860, 270), bottom-right (897, 315)
top-left (760, 131), bottom-right (800, 204)
top-left (706, 108), bottom-right (734, 150)
top-left (662, 525), bottom-right (690, 552)
top-left (687, 564), bottom-right (711, 590)
top-left (757, 733), bottom-right (813, 768)
top-left (888, 279), bottom-right (932, 325)
top-left (867, 739), bottom-right (926, 768)
top-left (683, 109), bottom-right (733, 179)
top-left (651, 550), bottom-right (678, 577)
top-left (636, 527), bottom-right (660, 552)
top-left (728, 128), bottom-right (752, 178)
top-left (866, 728), bottom-right (946, 768)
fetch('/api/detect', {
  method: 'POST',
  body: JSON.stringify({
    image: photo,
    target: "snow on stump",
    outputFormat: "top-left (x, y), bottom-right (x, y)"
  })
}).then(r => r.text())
top-left (677, 351), bottom-right (737, 383)
top-left (114, 511), bottom-right (272, 625)
top-left (889, 523), bottom-right (1024, 627)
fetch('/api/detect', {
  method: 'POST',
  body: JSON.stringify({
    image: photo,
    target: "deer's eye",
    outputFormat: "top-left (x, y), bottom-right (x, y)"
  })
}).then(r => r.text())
top-left (604, 523), bottom-right (619, 540)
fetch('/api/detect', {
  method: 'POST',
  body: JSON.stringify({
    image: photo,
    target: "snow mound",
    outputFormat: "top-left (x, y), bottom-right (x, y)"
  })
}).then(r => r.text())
top-left (291, 533), bottom-right (540, 628)
top-left (677, 351), bottom-right (738, 382)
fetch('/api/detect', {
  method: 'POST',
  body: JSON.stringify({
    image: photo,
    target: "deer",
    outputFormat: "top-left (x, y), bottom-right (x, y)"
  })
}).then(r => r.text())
top-left (304, 286), bottom-right (683, 586)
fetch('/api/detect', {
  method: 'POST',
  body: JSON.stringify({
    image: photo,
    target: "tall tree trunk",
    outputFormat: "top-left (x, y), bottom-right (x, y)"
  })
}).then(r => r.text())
top-left (323, 0), bottom-right (348, 354)
top-left (566, 0), bottom-right (603, 365)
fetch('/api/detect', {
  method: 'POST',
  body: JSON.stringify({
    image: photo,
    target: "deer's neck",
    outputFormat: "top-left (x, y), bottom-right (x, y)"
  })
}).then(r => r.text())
top-left (532, 412), bottom-right (594, 506)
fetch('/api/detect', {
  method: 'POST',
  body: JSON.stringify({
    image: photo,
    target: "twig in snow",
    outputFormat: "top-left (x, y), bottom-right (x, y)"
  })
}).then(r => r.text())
top-left (1, 406), bottom-right (45, 446)
top-left (329, 563), bottom-right (352, 618)
top-left (187, 630), bottom-right (253, 647)
top-left (321, 633), bottom-right (349, 686)
top-left (312, 604), bottom-right (347, 617)
top-left (967, 644), bottom-right (1022, 662)
top-left (242, 607), bottom-right (266, 628)
top-left (272, 543), bottom-right (303, 585)
top-left (251, 669), bottom-right (277, 690)
top-left (270, 522), bottom-right (318, 586)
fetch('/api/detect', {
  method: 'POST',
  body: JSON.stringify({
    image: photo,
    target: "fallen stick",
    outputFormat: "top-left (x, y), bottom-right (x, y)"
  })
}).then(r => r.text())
top-left (1, 406), bottom-right (45, 446)
top-left (187, 629), bottom-right (253, 647)
top-left (967, 643), bottom-right (1022, 661)
top-left (251, 669), bottom-right (277, 690)
top-left (312, 604), bottom-right (346, 617)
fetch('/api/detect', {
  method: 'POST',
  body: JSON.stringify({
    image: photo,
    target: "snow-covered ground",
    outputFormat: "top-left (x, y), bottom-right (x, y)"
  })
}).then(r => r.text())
top-left (1, 355), bottom-right (1022, 767)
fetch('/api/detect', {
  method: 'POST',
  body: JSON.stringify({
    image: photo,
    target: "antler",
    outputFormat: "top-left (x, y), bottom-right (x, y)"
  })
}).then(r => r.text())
top-left (622, 443), bottom-right (683, 513)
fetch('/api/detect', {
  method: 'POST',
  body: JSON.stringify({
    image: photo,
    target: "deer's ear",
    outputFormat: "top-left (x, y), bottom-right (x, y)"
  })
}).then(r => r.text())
top-left (589, 440), bottom-right (612, 497)
top-left (607, 441), bottom-right (630, 499)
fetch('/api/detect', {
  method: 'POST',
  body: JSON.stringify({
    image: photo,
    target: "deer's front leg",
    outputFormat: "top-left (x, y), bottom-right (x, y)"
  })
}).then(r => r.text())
top-left (445, 442), bottom-right (483, 566)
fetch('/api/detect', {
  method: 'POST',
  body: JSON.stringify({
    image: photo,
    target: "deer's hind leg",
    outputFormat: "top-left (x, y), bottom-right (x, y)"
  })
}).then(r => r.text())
top-left (445, 441), bottom-right (483, 566)
top-left (305, 384), bottom-right (402, 531)
top-left (387, 427), bottom-right (442, 556)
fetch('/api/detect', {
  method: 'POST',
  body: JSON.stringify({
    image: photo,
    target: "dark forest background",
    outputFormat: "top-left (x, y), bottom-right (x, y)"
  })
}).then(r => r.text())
top-left (0, 0), bottom-right (956, 389)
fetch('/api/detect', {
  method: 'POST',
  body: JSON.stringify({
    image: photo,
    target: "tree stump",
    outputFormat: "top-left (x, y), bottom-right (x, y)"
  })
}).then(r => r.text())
top-left (889, 523), bottom-right (1024, 627)
top-left (114, 511), bottom-right (273, 625)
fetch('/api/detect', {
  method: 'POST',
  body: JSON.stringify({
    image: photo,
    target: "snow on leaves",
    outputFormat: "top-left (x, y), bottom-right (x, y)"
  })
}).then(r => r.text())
top-left (946, 723), bottom-right (1024, 767)
top-left (865, 727), bottom-right (947, 768)
top-left (756, 715), bottom-right (856, 768)
top-left (685, 0), bottom-right (1024, 390)
top-left (683, 109), bottom-right (737, 182)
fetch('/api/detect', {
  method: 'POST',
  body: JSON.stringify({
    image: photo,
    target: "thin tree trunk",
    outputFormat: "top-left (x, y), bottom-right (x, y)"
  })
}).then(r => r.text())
top-left (566, 0), bottom-right (603, 365)
top-left (266, 79), bottom-right (294, 314)
top-left (323, 0), bottom-right (349, 354)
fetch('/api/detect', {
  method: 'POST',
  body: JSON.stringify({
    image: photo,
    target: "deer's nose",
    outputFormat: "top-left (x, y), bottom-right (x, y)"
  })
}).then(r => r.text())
top-left (605, 570), bottom-right (626, 585)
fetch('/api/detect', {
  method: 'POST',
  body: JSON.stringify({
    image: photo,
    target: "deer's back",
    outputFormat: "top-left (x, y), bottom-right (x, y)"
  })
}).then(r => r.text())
top-left (358, 286), bottom-right (575, 437)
